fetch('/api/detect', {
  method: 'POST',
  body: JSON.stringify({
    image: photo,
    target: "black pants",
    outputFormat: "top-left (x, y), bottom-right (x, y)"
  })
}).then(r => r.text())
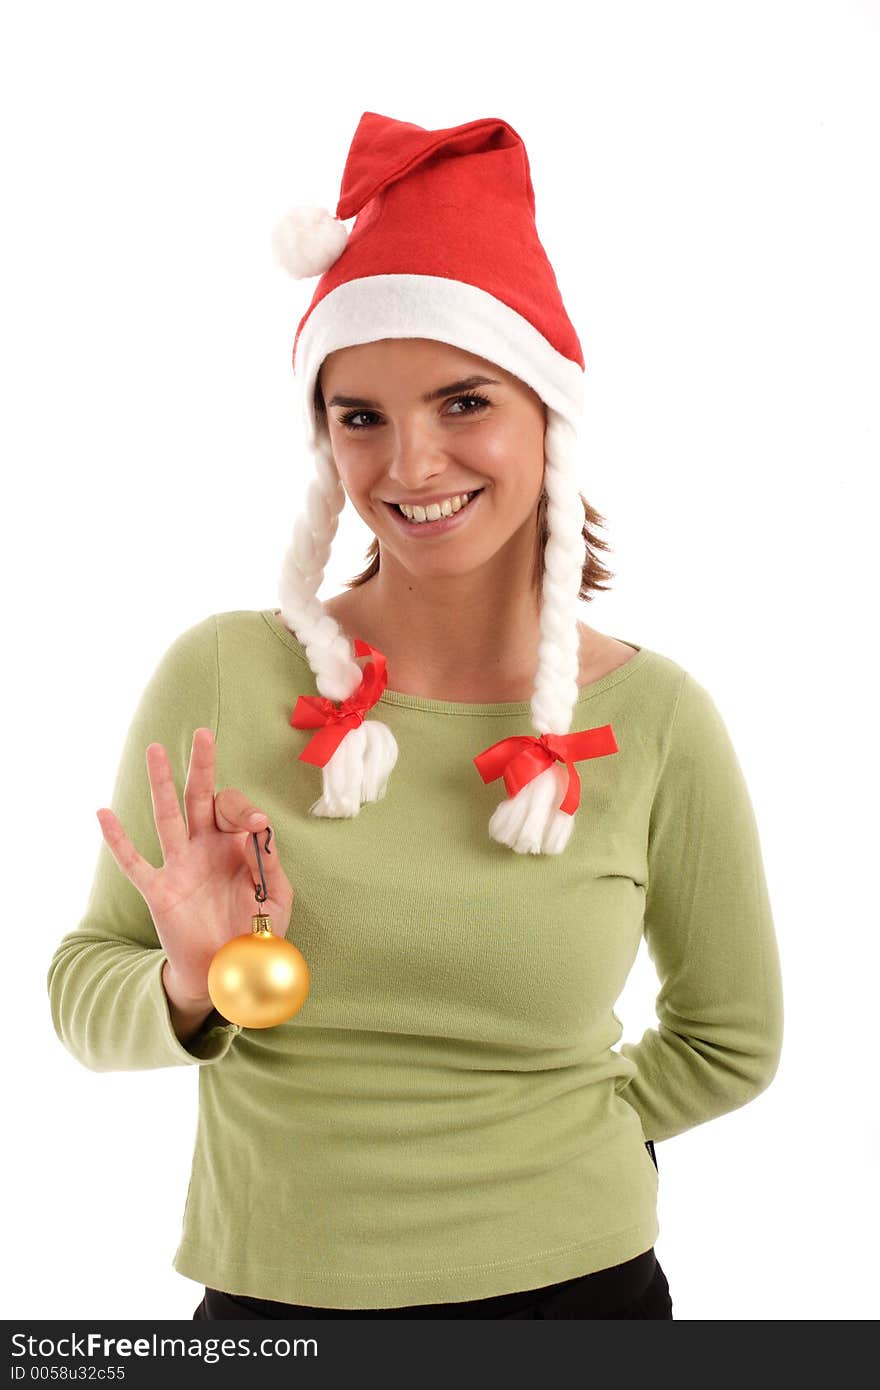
top-left (192, 1248), bottom-right (673, 1320)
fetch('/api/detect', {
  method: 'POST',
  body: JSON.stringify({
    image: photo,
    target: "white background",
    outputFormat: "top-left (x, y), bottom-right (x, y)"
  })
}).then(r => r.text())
top-left (3, 0), bottom-right (877, 1322)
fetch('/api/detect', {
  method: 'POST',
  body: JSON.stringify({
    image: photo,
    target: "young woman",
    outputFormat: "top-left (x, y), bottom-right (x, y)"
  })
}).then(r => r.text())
top-left (48, 112), bottom-right (783, 1320)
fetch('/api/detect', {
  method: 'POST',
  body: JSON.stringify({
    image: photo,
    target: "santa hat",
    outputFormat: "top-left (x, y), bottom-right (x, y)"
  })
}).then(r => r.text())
top-left (271, 111), bottom-right (618, 855)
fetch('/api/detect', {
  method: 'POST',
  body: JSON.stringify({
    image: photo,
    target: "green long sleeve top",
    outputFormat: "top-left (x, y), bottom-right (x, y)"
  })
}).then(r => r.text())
top-left (46, 609), bottom-right (783, 1309)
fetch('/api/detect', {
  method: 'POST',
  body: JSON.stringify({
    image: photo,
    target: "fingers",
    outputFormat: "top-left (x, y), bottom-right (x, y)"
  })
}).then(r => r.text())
top-left (183, 727), bottom-right (217, 836)
top-left (96, 807), bottom-right (158, 898)
top-left (146, 742), bottom-right (190, 861)
top-left (214, 785), bottom-right (268, 835)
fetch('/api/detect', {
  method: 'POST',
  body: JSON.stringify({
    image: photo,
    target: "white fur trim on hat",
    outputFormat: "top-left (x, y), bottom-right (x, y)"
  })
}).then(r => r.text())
top-left (294, 274), bottom-right (585, 443)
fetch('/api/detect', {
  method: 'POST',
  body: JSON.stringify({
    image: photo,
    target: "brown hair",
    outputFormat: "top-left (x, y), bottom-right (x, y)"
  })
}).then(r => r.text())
top-left (314, 377), bottom-right (615, 602)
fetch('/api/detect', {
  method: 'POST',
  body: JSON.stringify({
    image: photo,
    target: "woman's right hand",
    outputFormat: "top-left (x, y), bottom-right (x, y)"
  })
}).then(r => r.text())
top-left (96, 727), bottom-right (294, 1012)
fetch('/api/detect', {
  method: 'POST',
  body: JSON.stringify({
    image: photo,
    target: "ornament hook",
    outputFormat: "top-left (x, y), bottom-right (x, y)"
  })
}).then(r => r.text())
top-left (252, 825), bottom-right (272, 903)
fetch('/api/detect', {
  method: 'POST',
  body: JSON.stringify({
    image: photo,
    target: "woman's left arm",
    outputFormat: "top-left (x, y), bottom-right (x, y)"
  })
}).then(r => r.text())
top-left (615, 670), bottom-right (784, 1143)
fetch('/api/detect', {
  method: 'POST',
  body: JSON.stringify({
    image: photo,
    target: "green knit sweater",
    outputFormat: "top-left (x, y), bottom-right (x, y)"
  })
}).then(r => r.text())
top-left (47, 609), bottom-right (783, 1308)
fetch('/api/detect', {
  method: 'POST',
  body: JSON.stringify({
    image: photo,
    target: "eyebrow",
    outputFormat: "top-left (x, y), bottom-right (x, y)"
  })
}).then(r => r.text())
top-left (326, 375), bottom-right (502, 409)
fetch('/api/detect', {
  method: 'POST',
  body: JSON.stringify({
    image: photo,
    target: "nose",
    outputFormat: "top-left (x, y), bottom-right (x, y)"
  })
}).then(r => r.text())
top-left (385, 421), bottom-right (449, 493)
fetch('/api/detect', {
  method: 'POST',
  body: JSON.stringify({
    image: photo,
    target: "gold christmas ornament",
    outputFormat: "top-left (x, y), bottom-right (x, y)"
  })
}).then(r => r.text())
top-left (207, 827), bottom-right (310, 1030)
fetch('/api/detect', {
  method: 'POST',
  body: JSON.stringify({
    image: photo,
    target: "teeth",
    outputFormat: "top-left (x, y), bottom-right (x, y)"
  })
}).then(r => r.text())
top-left (397, 492), bottom-right (475, 522)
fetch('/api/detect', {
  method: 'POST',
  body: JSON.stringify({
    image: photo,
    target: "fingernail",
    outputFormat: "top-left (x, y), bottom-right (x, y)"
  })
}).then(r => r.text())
top-left (247, 811), bottom-right (264, 826)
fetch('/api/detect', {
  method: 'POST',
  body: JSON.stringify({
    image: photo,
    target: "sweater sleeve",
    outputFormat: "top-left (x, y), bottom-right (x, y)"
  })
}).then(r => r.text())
top-left (615, 670), bottom-right (784, 1143)
top-left (46, 614), bottom-right (242, 1072)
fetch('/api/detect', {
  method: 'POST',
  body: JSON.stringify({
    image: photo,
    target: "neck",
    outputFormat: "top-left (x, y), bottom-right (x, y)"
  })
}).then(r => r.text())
top-left (344, 553), bottom-right (543, 699)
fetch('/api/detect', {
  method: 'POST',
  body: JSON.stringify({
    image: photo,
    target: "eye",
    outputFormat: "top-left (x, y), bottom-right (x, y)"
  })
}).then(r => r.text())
top-left (337, 393), bottom-right (493, 433)
top-left (448, 392), bottom-right (492, 418)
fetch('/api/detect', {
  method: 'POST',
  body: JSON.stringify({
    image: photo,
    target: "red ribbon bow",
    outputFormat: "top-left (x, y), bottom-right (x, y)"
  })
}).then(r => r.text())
top-left (473, 725), bottom-right (619, 815)
top-left (290, 638), bottom-right (388, 767)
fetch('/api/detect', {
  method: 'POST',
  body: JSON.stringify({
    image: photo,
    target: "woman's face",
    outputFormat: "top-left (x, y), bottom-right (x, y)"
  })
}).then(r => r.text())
top-left (317, 338), bottom-right (547, 583)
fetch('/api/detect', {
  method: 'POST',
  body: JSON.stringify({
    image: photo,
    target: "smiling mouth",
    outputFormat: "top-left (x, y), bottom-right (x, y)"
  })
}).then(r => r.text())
top-left (392, 489), bottom-right (482, 518)
top-left (383, 487), bottom-right (486, 534)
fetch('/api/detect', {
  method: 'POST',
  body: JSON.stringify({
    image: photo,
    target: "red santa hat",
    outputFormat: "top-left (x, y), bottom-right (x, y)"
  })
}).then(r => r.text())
top-left (271, 112), bottom-right (619, 855)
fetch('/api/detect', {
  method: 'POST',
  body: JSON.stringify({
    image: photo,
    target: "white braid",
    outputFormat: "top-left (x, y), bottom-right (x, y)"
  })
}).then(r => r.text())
top-left (277, 424), bottom-right (399, 818)
top-left (486, 409), bottom-right (587, 855)
top-left (277, 406), bottom-right (586, 854)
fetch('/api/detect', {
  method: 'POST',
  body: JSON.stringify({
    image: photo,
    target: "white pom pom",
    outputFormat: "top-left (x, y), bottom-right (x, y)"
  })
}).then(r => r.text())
top-left (271, 205), bottom-right (348, 279)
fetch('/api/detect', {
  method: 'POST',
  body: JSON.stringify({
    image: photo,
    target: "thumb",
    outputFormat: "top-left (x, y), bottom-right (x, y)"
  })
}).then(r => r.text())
top-left (214, 786), bottom-right (267, 834)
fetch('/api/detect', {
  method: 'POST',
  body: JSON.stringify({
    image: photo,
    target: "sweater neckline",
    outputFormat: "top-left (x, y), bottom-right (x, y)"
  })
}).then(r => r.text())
top-left (261, 610), bottom-right (653, 717)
